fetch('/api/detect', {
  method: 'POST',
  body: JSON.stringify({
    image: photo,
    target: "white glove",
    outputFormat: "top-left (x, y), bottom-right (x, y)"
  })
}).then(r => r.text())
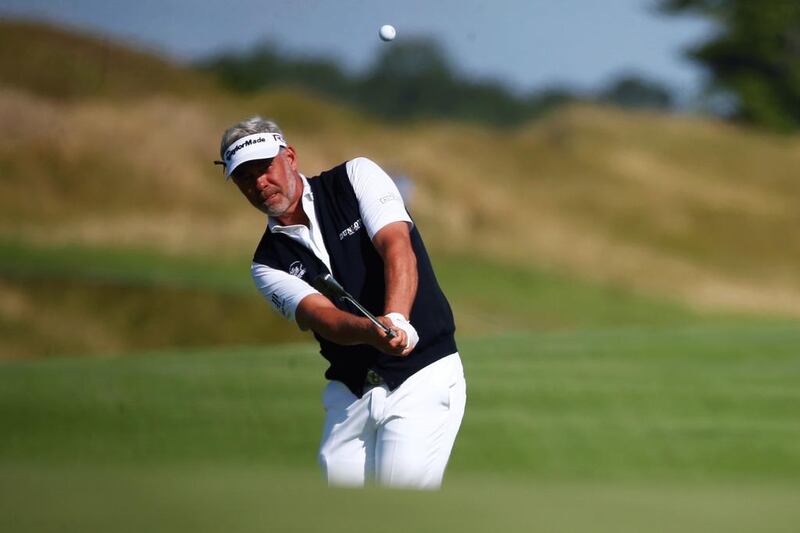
top-left (385, 312), bottom-right (419, 354)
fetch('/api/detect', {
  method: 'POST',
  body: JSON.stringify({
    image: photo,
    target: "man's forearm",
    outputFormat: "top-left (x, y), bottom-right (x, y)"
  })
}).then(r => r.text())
top-left (296, 294), bottom-right (408, 356)
top-left (371, 222), bottom-right (418, 318)
top-left (382, 242), bottom-right (417, 317)
top-left (301, 303), bottom-right (375, 345)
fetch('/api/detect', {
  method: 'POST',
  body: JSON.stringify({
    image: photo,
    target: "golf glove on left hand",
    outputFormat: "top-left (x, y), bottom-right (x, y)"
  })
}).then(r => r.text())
top-left (385, 312), bottom-right (419, 354)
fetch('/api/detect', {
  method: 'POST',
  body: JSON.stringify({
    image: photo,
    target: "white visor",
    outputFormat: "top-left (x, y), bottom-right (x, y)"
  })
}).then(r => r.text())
top-left (223, 132), bottom-right (288, 178)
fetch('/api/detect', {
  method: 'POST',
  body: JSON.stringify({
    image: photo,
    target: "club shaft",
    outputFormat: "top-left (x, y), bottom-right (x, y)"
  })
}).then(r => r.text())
top-left (344, 296), bottom-right (396, 338)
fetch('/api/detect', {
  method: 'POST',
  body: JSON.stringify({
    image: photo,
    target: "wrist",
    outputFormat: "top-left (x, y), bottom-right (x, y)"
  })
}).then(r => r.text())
top-left (384, 312), bottom-right (419, 354)
top-left (385, 311), bottom-right (408, 322)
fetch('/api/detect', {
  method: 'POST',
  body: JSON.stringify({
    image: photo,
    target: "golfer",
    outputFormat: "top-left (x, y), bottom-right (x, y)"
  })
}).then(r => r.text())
top-left (218, 116), bottom-right (466, 489)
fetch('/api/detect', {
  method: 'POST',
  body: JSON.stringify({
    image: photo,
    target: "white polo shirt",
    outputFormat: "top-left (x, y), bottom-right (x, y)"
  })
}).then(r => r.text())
top-left (251, 157), bottom-right (412, 325)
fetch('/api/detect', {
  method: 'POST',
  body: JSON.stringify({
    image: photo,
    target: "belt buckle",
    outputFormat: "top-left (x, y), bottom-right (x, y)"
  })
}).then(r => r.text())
top-left (365, 369), bottom-right (384, 386)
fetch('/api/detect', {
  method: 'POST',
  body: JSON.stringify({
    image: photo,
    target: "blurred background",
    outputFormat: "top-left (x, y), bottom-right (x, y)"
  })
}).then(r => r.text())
top-left (1, 1), bottom-right (799, 532)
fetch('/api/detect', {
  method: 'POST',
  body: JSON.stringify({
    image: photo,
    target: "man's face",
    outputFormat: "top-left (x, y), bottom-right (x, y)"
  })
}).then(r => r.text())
top-left (231, 146), bottom-right (299, 217)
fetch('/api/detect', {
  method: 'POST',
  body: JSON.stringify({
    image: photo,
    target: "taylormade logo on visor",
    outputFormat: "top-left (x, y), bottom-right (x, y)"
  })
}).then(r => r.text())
top-left (225, 133), bottom-right (285, 161)
top-left (223, 132), bottom-right (287, 178)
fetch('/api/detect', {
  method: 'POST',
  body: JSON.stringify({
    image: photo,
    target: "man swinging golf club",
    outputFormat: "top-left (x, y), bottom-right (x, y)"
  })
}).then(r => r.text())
top-left (218, 116), bottom-right (466, 489)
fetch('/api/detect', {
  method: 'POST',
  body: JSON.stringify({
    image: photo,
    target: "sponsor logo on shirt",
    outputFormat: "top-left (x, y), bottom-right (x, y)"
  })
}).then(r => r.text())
top-left (379, 193), bottom-right (401, 204)
top-left (288, 261), bottom-right (307, 279)
top-left (271, 292), bottom-right (289, 318)
top-left (339, 218), bottom-right (362, 240)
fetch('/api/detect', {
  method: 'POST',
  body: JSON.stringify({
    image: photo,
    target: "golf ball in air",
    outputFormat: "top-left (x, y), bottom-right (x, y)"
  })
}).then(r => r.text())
top-left (379, 24), bottom-right (396, 41)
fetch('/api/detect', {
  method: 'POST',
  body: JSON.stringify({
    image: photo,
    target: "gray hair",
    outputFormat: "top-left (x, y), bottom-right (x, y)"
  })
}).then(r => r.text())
top-left (219, 116), bottom-right (285, 159)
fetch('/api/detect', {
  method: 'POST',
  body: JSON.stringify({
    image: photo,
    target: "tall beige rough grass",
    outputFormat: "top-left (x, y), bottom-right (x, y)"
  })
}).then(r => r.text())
top-left (2, 88), bottom-right (800, 315)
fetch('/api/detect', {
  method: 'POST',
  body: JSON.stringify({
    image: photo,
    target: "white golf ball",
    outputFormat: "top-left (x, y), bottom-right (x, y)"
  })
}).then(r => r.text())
top-left (379, 24), bottom-right (396, 42)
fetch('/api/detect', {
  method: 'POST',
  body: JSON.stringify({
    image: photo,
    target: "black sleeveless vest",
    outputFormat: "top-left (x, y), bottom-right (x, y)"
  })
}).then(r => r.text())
top-left (253, 162), bottom-right (457, 397)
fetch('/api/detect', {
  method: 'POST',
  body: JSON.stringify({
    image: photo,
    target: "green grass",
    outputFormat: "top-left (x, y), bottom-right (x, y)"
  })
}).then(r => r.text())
top-left (435, 254), bottom-right (712, 331)
top-left (0, 240), bottom-right (701, 320)
top-left (2, 325), bottom-right (798, 477)
top-left (1, 240), bottom-right (730, 358)
top-left (461, 324), bottom-right (800, 480)
top-left (0, 240), bottom-right (251, 293)
top-left (2, 323), bottom-right (799, 532)
top-left (2, 465), bottom-right (799, 533)
top-left (0, 240), bottom-right (312, 357)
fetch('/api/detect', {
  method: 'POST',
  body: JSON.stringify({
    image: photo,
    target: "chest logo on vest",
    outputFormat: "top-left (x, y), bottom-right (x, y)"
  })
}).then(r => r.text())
top-left (339, 218), bottom-right (362, 240)
top-left (288, 261), bottom-right (307, 279)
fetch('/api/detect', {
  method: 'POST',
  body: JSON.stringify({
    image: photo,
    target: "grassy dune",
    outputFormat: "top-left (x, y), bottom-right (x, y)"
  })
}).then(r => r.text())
top-left (0, 19), bottom-right (219, 101)
top-left (2, 19), bottom-right (800, 322)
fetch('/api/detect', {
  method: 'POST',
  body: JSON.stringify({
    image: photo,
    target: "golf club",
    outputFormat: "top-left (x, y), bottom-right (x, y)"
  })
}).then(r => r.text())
top-left (313, 274), bottom-right (396, 338)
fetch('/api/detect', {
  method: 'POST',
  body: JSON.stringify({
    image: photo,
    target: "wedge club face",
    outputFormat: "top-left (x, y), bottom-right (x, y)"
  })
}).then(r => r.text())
top-left (313, 274), bottom-right (396, 338)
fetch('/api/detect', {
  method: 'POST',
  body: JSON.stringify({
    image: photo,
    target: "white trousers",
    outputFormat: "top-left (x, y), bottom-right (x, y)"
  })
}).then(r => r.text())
top-left (318, 353), bottom-right (466, 489)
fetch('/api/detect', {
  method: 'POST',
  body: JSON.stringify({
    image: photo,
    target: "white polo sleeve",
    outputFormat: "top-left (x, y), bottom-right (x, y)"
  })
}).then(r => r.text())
top-left (346, 157), bottom-right (413, 240)
top-left (251, 262), bottom-right (319, 329)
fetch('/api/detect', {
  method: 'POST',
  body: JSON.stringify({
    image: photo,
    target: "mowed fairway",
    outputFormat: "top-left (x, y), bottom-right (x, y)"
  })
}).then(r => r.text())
top-left (2, 322), bottom-right (799, 533)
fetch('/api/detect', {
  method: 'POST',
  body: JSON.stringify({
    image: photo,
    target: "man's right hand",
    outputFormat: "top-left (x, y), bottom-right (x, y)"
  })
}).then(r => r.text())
top-left (370, 316), bottom-right (410, 357)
